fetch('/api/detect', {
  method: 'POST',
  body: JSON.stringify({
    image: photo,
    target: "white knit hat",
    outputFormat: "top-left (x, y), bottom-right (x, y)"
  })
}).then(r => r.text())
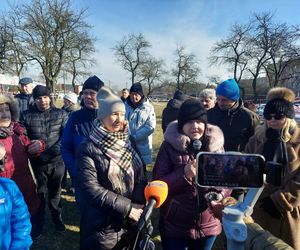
top-left (97, 86), bottom-right (125, 119)
top-left (64, 92), bottom-right (78, 104)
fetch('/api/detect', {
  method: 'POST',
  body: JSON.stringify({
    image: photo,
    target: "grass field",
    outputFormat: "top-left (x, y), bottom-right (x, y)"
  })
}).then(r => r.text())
top-left (31, 102), bottom-right (166, 250)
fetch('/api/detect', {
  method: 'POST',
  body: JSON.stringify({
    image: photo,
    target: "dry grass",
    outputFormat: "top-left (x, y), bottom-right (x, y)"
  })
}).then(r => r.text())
top-left (31, 101), bottom-right (166, 250)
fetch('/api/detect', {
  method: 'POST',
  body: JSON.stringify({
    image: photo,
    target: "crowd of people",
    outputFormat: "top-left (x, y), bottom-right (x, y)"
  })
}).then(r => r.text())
top-left (0, 75), bottom-right (299, 250)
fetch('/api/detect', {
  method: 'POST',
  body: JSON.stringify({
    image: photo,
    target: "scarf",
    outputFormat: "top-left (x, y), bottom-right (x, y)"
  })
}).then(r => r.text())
top-left (89, 121), bottom-right (143, 197)
top-left (0, 123), bottom-right (14, 139)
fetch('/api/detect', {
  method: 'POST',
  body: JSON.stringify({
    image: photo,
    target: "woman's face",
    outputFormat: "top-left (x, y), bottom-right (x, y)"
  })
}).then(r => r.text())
top-left (182, 120), bottom-right (205, 140)
top-left (265, 114), bottom-right (286, 130)
top-left (102, 112), bottom-right (126, 132)
top-left (0, 103), bottom-right (11, 127)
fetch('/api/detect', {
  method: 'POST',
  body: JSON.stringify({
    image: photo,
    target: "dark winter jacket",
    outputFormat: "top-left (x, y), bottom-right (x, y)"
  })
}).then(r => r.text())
top-left (20, 105), bottom-right (68, 169)
top-left (61, 107), bottom-right (98, 179)
top-left (0, 123), bottom-right (41, 216)
top-left (161, 91), bottom-right (188, 133)
top-left (207, 99), bottom-right (259, 151)
top-left (77, 139), bottom-right (146, 250)
top-left (0, 177), bottom-right (32, 250)
top-left (14, 93), bottom-right (34, 116)
top-left (152, 121), bottom-right (231, 239)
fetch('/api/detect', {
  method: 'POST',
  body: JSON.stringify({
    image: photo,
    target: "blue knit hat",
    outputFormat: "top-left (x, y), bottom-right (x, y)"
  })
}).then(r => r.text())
top-left (216, 79), bottom-right (240, 101)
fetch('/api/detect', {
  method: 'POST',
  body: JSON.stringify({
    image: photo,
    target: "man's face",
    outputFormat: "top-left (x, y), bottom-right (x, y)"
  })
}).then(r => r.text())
top-left (82, 89), bottom-right (98, 109)
top-left (35, 96), bottom-right (51, 111)
top-left (216, 95), bottom-right (236, 110)
top-left (122, 90), bottom-right (129, 99)
top-left (130, 92), bottom-right (142, 104)
top-left (20, 83), bottom-right (33, 94)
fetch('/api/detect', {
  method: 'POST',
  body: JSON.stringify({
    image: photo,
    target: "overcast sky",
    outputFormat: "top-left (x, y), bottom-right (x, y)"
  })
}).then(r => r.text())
top-left (2, 0), bottom-right (300, 89)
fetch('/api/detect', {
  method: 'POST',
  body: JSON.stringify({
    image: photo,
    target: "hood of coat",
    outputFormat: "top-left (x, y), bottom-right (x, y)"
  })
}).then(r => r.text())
top-left (164, 121), bottom-right (224, 153)
top-left (0, 94), bottom-right (19, 122)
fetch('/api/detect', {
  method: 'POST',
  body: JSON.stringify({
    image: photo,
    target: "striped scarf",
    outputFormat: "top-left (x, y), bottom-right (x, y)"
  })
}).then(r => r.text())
top-left (90, 121), bottom-right (143, 197)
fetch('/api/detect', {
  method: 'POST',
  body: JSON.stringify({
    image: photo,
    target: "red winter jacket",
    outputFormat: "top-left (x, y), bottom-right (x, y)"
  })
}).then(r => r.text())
top-left (0, 122), bottom-right (43, 215)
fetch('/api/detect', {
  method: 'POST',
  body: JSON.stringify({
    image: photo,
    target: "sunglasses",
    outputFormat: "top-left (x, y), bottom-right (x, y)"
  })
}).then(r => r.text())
top-left (264, 114), bottom-right (285, 120)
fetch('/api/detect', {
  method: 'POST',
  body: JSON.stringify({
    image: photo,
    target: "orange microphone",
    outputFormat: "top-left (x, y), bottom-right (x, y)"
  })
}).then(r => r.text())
top-left (137, 180), bottom-right (168, 231)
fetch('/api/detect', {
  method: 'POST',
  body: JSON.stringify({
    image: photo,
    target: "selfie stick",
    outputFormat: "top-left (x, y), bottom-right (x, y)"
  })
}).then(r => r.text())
top-left (222, 185), bottom-right (264, 250)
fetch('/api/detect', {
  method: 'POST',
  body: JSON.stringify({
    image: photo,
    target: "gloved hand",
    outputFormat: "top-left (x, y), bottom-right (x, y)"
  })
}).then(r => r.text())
top-left (260, 197), bottom-right (282, 219)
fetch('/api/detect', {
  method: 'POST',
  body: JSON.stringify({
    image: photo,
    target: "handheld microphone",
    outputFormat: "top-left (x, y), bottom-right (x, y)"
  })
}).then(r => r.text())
top-left (137, 180), bottom-right (168, 231)
top-left (192, 139), bottom-right (202, 157)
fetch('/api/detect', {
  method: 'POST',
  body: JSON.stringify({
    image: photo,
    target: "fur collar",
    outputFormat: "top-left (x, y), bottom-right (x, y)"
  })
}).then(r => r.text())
top-left (164, 121), bottom-right (224, 153)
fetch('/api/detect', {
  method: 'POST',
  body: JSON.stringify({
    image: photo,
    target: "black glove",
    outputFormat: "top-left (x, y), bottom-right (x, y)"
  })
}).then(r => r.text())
top-left (260, 197), bottom-right (282, 219)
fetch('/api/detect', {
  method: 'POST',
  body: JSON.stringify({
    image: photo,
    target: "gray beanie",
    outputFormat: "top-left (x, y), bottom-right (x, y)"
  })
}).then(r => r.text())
top-left (97, 86), bottom-right (126, 119)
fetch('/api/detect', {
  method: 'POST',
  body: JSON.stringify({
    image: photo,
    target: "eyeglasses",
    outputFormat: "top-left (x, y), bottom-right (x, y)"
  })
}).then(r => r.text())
top-left (264, 114), bottom-right (285, 120)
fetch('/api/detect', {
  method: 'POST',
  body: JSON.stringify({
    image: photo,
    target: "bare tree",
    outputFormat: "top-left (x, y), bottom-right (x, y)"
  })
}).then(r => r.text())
top-left (138, 57), bottom-right (165, 96)
top-left (63, 32), bottom-right (95, 91)
top-left (113, 33), bottom-right (151, 85)
top-left (246, 13), bottom-right (273, 100)
top-left (210, 23), bottom-right (251, 84)
top-left (171, 46), bottom-right (200, 91)
top-left (0, 16), bottom-right (27, 75)
top-left (7, 0), bottom-right (94, 92)
top-left (265, 23), bottom-right (300, 87)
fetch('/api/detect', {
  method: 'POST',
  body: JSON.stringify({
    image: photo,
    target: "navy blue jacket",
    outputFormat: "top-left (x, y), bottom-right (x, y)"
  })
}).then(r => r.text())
top-left (61, 107), bottom-right (98, 179)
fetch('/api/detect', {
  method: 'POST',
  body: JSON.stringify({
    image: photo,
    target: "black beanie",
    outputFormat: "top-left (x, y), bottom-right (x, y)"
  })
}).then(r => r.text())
top-left (130, 82), bottom-right (144, 97)
top-left (263, 98), bottom-right (295, 119)
top-left (177, 99), bottom-right (207, 130)
top-left (32, 85), bottom-right (51, 99)
top-left (82, 75), bottom-right (104, 92)
top-left (173, 90), bottom-right (189, 102)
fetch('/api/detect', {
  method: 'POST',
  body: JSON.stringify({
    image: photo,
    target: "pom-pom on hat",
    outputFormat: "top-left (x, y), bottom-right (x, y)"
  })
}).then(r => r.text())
top-left (216, 79), bottom-right (240, 101)
top-left (177, 98), bottom-right (207, 130)
top-left (130, 82), bottom-right (144, 97)
top-left (97, 86), bottom-right (126, 120)
top-left (264, 87), bottom-right (295, 119)
top-left (32, 85), bottom-right (51, 100)
top-left (82, 75), bottom-right (104, 92)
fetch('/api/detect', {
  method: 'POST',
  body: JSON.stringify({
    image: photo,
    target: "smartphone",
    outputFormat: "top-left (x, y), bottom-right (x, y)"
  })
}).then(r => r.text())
top-left (196, 152), bottom-right (265, 188)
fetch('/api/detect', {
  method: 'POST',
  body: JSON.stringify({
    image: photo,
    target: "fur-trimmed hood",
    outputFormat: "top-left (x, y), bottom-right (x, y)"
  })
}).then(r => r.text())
top-left (0, 94), bottom-right (19, 122)
top-left (164, 121), bottom-right (224, 152)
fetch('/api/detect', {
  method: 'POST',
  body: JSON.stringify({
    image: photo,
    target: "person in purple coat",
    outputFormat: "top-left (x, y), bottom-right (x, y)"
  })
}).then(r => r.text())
top-left (153, 99), bottom-right (231, 250)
